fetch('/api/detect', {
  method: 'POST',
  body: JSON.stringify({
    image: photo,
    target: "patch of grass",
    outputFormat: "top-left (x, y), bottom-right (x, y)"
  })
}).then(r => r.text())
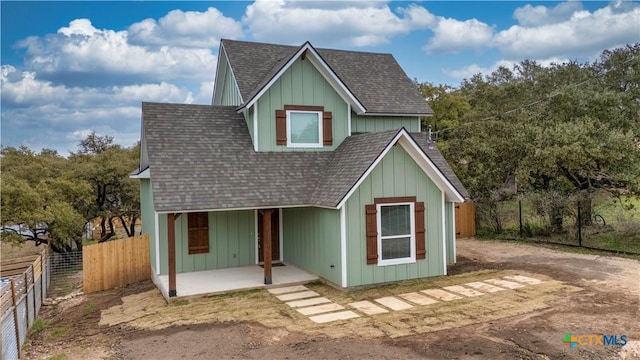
top-left (171, 299), bottom-right (190, 306)
top-left (49, 326), bottom-right (70, 339)
top-left (84, 303), bottom-right (96, 315)
top-left (207, 288), bottom-right (261, 299)
top-left (48, 354), bottom-right (67, 360)
top-left (29, 318), bottom-right (48, 336)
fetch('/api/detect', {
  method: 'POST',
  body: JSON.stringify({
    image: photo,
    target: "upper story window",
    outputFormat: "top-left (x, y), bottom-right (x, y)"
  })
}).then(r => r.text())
top-left (276, 105), bottom-right (332, 148)
top-left (287, 110), bottom-right (323, 148)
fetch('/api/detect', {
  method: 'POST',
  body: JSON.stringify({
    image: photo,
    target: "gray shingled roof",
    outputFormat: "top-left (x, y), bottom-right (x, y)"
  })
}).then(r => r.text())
top-left (143, 102), bottom-right (330, 212)
top-left (412, 134), bottom-right (470, 200)
top-left (143, 103), bottom-right (468, 212)
top-left (221, 39), bottom-right (432, 115)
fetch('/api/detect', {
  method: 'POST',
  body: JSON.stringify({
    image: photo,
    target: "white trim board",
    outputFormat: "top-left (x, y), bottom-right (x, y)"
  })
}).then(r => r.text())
top-left (129, 167), bottom-right (150, 179)
top-left (441, 191), bottom-right (447, 275)
top-left (339, 206), bottom-right (347, 287)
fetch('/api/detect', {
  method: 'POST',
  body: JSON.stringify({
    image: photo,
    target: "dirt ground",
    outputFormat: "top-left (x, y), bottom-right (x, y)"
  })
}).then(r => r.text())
top-left (22, 238), bottom-right (639, 360)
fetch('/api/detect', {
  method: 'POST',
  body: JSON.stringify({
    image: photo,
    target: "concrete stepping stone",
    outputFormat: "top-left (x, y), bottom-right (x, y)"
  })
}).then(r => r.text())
top-left (465, 281), bottom-right (506, 293)
top-left (309, 310), bottom-right (360, 323)
top-left (276, 290), bottom-right (320, 301)
top-left (484, 278), bottom-right (525, 289)
top-left (297, 303), bottom-right (345, 316)
top-left (286, 297), bottom-right (331, 308)
top-left (374, 296), bottom-right (413, 311)
top-left (443, 285), bottom-right (484, 297)
top-left (504, 275), bottom-right (543, 285)
top-left (268, 285), bottom-right (308, 295)
top-left (421, 289), bottom-right (462, 301)
top-left (399, 292), bottom-right (439, 305)
top-left (349, 300), bottom-right (389, 315)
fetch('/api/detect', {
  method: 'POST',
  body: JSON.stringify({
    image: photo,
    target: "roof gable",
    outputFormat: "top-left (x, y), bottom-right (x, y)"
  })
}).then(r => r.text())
top-left (235, 41), bottom-right (365, 114)
top-left (220, 39), bottom-right (433, 115)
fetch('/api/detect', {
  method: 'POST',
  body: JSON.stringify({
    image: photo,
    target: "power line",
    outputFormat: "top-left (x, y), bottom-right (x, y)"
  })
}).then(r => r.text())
top-left (433, 55), bottom-right (638, 137)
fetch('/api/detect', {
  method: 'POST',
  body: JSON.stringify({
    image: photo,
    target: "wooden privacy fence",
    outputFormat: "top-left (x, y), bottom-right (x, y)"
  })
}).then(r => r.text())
top-left (455, 202), bottom-right (476, 238)
top-left (83, 234), bottom-right (150, 293)
top-left (1, 248), bottom-right (50, 360)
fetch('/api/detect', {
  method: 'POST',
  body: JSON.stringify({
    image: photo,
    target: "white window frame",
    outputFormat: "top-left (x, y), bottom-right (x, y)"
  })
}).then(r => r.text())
top-left (286, 110), bottom-right (323, 148)
top-left (377, 202), bottom-right (416, 266)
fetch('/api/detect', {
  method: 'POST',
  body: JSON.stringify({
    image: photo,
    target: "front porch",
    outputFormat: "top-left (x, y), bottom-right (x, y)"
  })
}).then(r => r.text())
top-left (154, 263), bottom-right (319, 301)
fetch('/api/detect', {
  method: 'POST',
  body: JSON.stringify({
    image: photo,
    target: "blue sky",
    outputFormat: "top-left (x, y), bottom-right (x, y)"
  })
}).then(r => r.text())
top-left (2, 1), bottom-right (639, 155)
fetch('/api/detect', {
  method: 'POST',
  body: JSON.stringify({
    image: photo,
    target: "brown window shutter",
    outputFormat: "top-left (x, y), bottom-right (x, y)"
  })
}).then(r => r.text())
top-left (322, 111), bottom-right (332, 146)
top-left (276, 109), bottom-right (286, 145)
top-left (415, 202), bottom-right (426, 259)
top-left (365, 204), bottom-right (378, 264)
top-left (188, 212), bottom-right (209, 254)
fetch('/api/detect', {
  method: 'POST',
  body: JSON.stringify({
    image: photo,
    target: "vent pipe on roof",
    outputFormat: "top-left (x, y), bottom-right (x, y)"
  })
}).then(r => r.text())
top-left (427, 125), bottom-right (434, 149)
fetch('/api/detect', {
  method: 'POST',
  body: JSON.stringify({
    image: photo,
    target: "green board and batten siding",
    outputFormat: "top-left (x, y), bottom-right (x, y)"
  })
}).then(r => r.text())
top-left (139, 179), bottom-right (157, 273)
top-left (153, 210), bottom-right (255, 275)
top-left (344, 144), bottom-right (444, 287)
top-left (219, 58), bottom-right (242, 106)
top-left (351, 113), bottom-right (420, 133)
top-left (244, 106), bottom-right (254, 142)
top-left (256, 57), bottom-right (349, 152)
top-left (282, 208), bottom-right (342, 285)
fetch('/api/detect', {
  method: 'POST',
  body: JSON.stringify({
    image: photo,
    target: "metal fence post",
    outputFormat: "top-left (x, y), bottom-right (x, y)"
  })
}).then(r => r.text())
top-left (519, 199), bottom-right (523, 237)
top-left (10, 279), bottom-right (21, 359)
top-left (577, 201), bottom-right (582, 247)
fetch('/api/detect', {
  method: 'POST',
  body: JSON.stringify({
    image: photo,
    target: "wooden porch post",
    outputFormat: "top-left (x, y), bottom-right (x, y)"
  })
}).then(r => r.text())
top-left (167, 213), bottom-right (178, 297)
top-left (261, 209), bottom-right (273, 285)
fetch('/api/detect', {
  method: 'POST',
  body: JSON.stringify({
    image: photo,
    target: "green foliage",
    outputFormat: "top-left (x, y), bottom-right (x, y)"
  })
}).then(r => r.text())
top-left (432, 44), bottom-right (640, 232)
top-left (1, 133), bottom-right (140, 252)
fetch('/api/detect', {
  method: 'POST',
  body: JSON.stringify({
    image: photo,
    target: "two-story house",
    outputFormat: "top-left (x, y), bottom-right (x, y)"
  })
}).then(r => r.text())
top-left (132, 39), bottom-right (469, 300)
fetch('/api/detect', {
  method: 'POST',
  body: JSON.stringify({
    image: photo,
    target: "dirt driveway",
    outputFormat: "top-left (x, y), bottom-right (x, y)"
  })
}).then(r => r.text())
top-left (24, 239), bottom-right (639, 360)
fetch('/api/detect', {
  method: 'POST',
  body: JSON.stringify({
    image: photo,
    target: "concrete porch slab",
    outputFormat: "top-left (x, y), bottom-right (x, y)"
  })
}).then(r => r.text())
top-left (504, 275), bottom-right (543, 285)
top-left (374, 297), bottom-right (413, 311)
top-left (309, 310), bottom-right (360, 323)
top-left (443, 285), bottom-right (485, 297)
top-left (154, 263), bottom-right (319, 300)
top-left (399, 292), bottom-right (439, 305)
top-left (484, 278), bottom-right (525, 289)
top-left (276, 291), bottom-right (320, 301)
top-left (286, 297), bottom-right (331, 308)
top-left (421, 289), bottom-right (462, 301)
top-left (349, 301), bottom-right (389, 315)
top-left (465, 281), bottom-right (506, 293)
top-left (297, 303), bottom-right (344, 316)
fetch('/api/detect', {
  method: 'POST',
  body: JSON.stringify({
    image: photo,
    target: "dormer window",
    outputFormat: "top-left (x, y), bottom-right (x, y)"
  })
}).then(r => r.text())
top-left (287, 110), bottom-right (322, 148)
top-left (276, 105), bottom-right (332, 147)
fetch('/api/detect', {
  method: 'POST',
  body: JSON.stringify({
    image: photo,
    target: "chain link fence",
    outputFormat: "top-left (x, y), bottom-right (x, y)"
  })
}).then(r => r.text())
top-left (476, 192), bottom-right (640, 255)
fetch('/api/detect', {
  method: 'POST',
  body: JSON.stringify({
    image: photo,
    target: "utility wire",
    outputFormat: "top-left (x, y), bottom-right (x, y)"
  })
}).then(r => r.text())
top-left (432, 55), bottom-right (638, 138)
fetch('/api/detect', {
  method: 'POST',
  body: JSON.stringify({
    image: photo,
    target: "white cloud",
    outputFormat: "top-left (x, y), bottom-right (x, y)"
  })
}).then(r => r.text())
top-left (444, 57), bottom-right (569, 79)
top-left (424, 18), bottom-right (494, 54)
top-left (128, 7), bottom-right (243, 48)
top-left (1, 65), bottom-right (197, 155)
top-left (243, 0), bottom-right (434, 47)
top-left (513, 1), bottom-right (583, 26)
top-left (16, 18), bottom-right (217, 87)
top-left (444, 60), bottom-right (516, 79)
top-left (494, 2), bottom-right (640, 59)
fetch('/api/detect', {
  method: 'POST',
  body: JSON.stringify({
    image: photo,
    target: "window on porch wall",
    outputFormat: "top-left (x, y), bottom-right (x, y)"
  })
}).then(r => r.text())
top-left (188, 212), bottom-right (209, 254)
